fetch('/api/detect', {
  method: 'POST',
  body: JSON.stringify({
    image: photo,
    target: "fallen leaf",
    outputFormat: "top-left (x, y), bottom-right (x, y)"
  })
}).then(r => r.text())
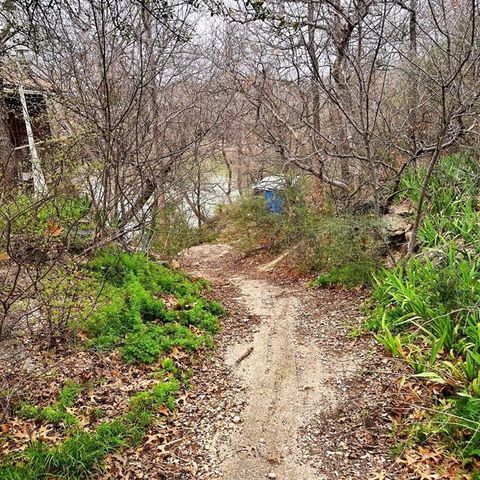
top-left (47, 220), bottom-right (63, 236)
top-left (158, 405), bottom-right (169, 416)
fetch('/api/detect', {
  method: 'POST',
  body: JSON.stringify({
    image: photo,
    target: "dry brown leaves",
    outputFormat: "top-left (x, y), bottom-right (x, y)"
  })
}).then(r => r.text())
top-left (396, 446), bottom-right (470, 479)
top-left (0, 418), bottom-right (63, 455)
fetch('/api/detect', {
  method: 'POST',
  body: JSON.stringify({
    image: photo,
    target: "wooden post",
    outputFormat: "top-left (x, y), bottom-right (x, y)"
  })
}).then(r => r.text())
top-left (18, 84), bottom-right (47, 196)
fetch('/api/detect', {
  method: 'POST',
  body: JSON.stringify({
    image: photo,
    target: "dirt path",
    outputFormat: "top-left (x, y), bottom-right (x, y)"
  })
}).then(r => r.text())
top-left (221, 277), bottom-right (335, 479)
top-left (177, 244), bottom-right (400, 480)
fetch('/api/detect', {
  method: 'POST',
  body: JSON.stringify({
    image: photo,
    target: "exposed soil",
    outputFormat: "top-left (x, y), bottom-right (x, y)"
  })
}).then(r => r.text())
top-left (0, 244), bottom-right (407, 479)
top-left (175, 243), bottom-right (405, 480)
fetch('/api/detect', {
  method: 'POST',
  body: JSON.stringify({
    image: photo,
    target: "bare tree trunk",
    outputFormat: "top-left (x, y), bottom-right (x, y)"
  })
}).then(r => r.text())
top-left (406, 140), bottom-right (442, 257)
top-left (331, 20), bottom-right (355, 188)
top-left (221, 135), bottom-right (233, 202)
top-left (196, 151), bottom-right (202, 228)
top-left (408, 0), bottom-right (419, 159)
top-left (307, 1), bottom-right (320, 143)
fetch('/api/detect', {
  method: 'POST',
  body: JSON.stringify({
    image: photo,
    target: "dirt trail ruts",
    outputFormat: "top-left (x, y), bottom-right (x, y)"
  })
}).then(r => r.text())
top-left (179, 243), bottom-right (392, 480)
top-left (220, 276), bottom-right (352, 480)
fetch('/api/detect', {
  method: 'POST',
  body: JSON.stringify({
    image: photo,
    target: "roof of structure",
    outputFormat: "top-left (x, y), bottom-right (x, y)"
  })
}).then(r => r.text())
top-left (252, 175), bottom-right (288, 192)
top-left (0, 58), bottom-right (53, 94)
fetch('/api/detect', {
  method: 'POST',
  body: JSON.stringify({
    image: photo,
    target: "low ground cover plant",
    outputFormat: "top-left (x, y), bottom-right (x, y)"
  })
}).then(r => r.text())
top-left (17, 381), bottom-right (83, 427)
top-left (368, 154), bottom-right (480, 470)
top-left (84, 247), bottom-right (222, 363)
top-left (0, 248), bottom-right (223, 478)
top-left (0, 371), bottom-right (180, 479)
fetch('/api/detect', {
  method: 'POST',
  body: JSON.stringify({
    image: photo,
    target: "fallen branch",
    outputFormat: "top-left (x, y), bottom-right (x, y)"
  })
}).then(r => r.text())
top-left (235, 346), bottom-right (254, 365)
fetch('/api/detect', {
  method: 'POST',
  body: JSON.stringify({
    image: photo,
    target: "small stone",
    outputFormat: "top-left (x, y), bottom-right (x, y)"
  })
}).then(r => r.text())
top-left (232, 415), bottom-right (241, 424)
top-left (259, 437), bottom-right (265, 443)
top-left (267, 473), bottom-right (277, 479)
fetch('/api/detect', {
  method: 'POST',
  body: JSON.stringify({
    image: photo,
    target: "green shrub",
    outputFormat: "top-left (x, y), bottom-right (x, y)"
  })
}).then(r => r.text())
top-left (0, 194), bottom-right (92, 252)
top-left (221, 183), bottom-right (382, 286)
top-left (150, 204), bottom-right (219, 259)
top-left (221, 193), bottom-right (278, 252)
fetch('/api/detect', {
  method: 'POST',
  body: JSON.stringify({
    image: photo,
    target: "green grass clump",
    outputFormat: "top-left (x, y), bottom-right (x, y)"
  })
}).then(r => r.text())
top-left (129, 378), bottom-right (179, 414)
top-left (0, 378), bottom-right (179, 479)
top-left (17, 381), bottom-right (83, 427)
top-left (311, 261), bottom-right (377, 288)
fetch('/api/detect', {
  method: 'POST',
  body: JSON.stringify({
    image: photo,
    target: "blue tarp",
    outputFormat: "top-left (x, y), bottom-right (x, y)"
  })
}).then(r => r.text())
top-left (263, 190), bottom-right (284, 214)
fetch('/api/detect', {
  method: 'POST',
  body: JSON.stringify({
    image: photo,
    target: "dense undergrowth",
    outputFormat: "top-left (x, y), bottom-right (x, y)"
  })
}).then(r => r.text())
top-left (0, 248), bottom-right (223, 478)
top-left (0, 194), bottom-right (92, 255)
top-left (150, 204), bottom-right (219, 259)
top-left (220, 184), bottom-right (382, 286)
top-left (369, 154), bottom-right (480, 471)
top-left (85, 248), bottom-right (222, 362)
